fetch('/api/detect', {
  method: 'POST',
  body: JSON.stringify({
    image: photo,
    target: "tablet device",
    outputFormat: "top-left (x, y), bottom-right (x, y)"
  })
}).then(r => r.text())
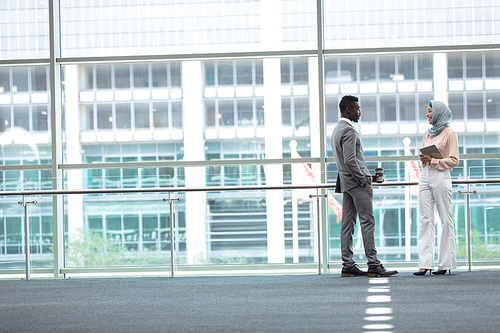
top-left (419, 144), bottom-right (444, 159)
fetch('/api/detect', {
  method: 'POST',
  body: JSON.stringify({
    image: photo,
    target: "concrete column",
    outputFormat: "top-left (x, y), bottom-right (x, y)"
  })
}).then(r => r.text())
top-left (263, 58), bottom-right (285, 263)
top-left (49, 0), bottom-right (64, 277)
top-left (309, 57), bottom-right (320, 262)
top-left (182, 61), bottom-right (207, 264)
top-left (261, 0), bottom-right (285, 263)
top-left (65, 65), bottom-right (84, 244)
top-left (433, 53), bottom-right (448, 104)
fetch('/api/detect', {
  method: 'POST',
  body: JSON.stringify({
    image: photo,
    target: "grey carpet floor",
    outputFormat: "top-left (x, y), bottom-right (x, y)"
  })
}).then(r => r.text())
top-left (0, 270), bottom-right (498, 332)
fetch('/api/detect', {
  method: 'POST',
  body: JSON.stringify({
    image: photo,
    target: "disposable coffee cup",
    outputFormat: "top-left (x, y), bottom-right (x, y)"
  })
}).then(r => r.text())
top-left (375, 167), bottom-right (384, 183)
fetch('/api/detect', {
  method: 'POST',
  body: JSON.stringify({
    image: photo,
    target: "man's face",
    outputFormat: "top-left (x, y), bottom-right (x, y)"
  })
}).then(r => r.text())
top-left (347, 102), bottom-right (361, 123)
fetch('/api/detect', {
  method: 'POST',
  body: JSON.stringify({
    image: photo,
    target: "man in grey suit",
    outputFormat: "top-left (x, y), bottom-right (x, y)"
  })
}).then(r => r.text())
top-left (331, 95), bottom-right (398, 277)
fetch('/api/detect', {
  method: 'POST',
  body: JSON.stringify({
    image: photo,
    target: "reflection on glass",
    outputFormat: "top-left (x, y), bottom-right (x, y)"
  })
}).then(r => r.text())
top-left (172, 101), bottom-right (182, 128)
top-left (116, 103), bottom-right (131, 129)
top-left (153, 102), bottom-right (168, 128)
top-left (219, 100), bottom-right (234, 126)
top-left (417, 54), bottom-right (433, 80)
top-left (14, 106), bottom-right (29, 131)
top-left (237, 99), bottom-right (253, 126)
top-left (360, 56), bottom-right (376, 81)
top-left (466, 52), bottom-right (482, 78)
top-left (32, 67), bottom-right (47, 91)
top-left (293, 58), bottom-right (309, 85)
top-left (97, 104), bottom-right (112, 129)
top-left (486, 92), bottom-right (500, 119)
top-left (0, 68), bottom-right (11, 92)
top-left (115, 64), bottom-right (131, 89)
top-left (96, 65), bottom-right (111, 89)
top-left (448, 53), bottom-right (463, 79)
top-left (398, 55), bottom-right (414, 80)
top-left (399, 95), bottom-right (416, 121)
top-left (485, 52), bottom-right (500, 78)
top-left (134, 64), bottom-right (149, 88)
top-left (134, 103), bottom-right (150, 129)
top-left (33, 105), bottom-right (48, 131)
top-left (237, 61), bottom-right (253, 85)
top-left (360, 96), bottom-right (376, 122)
top-left (294, 98), bottom-right (309, 128)
top-left (282, 97), bottom-right (291, 126)
top-left (449, 93), bottom-right (464, 119)
top-left (218, 61), bottom-right (234, 85)
top-left (467, 92), bottom-right (483, 119)
top-left (0, 107), bottom-right (11, 132)
top-left (380, 95), bottom-right (396, 121)
top-left (379, 55), bottom-right (396, 81)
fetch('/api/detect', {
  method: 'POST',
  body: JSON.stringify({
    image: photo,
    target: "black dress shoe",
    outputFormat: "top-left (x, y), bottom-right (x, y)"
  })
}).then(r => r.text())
top-left (432, 270), bottom-right (450, 275)
top-left (341, 264), bottom-right (367, 277)
top-left (413, 269), bottom-right (432, 276)
top-left (367, 265), bottom-right (398, 277)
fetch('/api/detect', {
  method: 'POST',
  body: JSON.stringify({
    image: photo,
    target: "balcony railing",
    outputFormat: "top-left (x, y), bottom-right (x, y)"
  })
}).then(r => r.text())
top-left (0, 178), bottom-right (499, 280)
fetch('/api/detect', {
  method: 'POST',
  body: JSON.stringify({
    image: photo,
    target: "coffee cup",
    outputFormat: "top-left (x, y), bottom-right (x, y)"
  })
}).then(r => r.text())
top-left (374, 167), bottom-right (384, 183)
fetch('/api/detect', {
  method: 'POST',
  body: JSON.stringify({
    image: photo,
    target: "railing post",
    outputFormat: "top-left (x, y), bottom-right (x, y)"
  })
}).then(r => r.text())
top-left (18, 197), bottom-right (38, 281)
top-left (163, 193), bottom-right (181, 277)
top-left (310, 191), bottom-right (327, 275)
top-left (457, 186), bottom-right (477, 272)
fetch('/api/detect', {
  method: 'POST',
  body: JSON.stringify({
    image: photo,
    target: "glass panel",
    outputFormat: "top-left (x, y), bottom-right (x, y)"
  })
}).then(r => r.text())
top-left (448, 53), bottom-right (464, 79)
top-left (97, 104), bottom-right (113, 129)
top-left (324, 1), bottom-right (500, 49)
top-left (485, 52), bottom-right (500, 78)
top-left (14, 106), bottom-right (29, 131)
top-left (466, 53), bottom-right (482, 78)
top-left (33, 105), bottom-right (48, 131)
top-left (0, 68), bottom-right (10, 92)
top-left (399, 95), bottom-right (416, 121)
top-left (219, 100), bottom-right (234, 126)
top-left (172, 102), bottom-right (182, 128)
top-left (13, 68), bottom-right (29, 92)
top-left (486, 92), bottom-right (500, 119)
top-left (417, 54), bottom-right (433, 80)
top-left (32, 67), bottom-right (47, 91)
top-left (153, 102), bottom-right (168, 128)
top-left (380, 95), bottom-right (396, 122)
top-left (134, 103), bottom-right (150, 129)
top-left (360, 96), bottom-right (376, 122)
top-left (96, 65), bottom-right (112, 89)
top-left (237, 61), bottom-right (253, 85)
top-left (449, 93), bottom-right (464, 120)
top-left (379, 55), bottom-right (396, 81)
top-left (0, 1), bottom-right (50, 59)
top-left (60, 1), bottom-right (317, 57)
top-left (133, 64), bottom-right (149, 88)
top-left (467, 92), bottom-right (484, 120)
top-left (218, 61), bottom-right (234, 86)
top-left (237, 100), bottom-right (253, 127)
top-left (360, 56), bottom-right (375, 81)
top-left (116, 103), bottom-right (131, 130)
top-left (115, 64), bottom-right (130, 89)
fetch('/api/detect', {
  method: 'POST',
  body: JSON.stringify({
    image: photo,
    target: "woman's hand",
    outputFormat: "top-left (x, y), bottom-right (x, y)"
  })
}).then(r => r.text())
top-left (419, 153), bottom-right (432, 165)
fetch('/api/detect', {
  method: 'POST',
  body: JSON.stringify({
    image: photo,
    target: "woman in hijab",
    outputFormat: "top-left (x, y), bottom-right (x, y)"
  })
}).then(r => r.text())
top-left (414, 100), bottom-right (459, 276)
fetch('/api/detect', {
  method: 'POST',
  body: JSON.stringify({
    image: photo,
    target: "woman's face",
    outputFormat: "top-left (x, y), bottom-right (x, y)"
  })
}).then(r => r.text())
top-left (426, 106), bottom-right (432, 124)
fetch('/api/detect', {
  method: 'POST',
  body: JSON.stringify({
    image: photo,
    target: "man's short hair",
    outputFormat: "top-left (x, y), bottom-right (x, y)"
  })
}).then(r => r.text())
top-left (339, 95), bottom-right (359, 114)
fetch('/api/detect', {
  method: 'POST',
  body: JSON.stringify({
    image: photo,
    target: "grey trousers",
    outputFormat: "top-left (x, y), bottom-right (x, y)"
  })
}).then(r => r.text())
top-left (342, 183), bottom-right (381, 268)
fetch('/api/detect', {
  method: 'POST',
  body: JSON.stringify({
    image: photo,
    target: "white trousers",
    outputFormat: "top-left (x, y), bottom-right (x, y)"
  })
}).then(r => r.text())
top-left (418, 166), bottom-right (457, 270)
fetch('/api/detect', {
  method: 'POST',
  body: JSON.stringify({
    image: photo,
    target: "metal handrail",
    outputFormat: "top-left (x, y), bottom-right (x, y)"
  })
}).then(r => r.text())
top-left (2, 178), bottom-right (500, 198)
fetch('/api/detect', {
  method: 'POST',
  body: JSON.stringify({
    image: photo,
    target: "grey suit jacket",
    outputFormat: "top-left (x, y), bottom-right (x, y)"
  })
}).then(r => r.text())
top-left (331, 119), bottom-right (372, 193)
